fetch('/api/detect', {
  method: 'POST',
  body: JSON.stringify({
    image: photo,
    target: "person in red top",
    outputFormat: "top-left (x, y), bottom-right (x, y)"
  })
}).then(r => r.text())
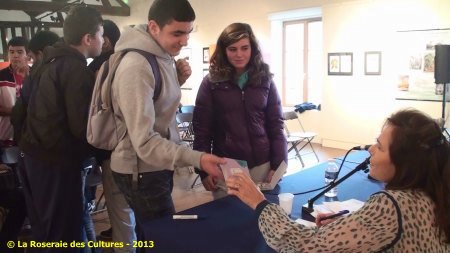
top-left (0, 36), bottom-right (29, 146)
top-left (0, 37), bottom-right (28, 253)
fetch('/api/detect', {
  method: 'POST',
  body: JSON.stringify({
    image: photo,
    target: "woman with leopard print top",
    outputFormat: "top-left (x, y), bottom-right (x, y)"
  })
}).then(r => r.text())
top-left (226, 109), bottom-right (450, 252)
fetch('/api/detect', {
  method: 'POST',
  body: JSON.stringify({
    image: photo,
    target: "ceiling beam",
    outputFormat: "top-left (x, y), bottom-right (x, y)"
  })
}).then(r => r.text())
top-left (0, 0), bottom-right (130, 16)
top-left (0, 21), bottom-right (63, 28)
top-left (24, 10), bottom-right (42, 20)
top-left (101, 0), bottom-right (112, 8)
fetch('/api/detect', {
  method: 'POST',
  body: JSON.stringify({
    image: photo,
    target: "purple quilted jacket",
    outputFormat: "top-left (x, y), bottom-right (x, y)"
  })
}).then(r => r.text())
top-left (193, 75), bottom-right (287, 177)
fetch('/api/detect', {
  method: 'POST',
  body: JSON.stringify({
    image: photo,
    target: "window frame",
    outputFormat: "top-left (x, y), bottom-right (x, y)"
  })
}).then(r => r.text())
top-left (282, 18), bottom-right (322, 106)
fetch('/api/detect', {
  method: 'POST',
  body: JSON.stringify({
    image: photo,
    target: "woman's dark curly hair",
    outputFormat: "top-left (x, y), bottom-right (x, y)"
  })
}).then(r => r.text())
top-left (209, 23), bottom-right (272, 84)
top-left (385, 109), bottom-right (450, 242)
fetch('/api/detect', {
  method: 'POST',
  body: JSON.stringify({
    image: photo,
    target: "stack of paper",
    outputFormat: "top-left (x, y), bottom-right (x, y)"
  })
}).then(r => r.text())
top-left (305, 199), bottom-right (365, 218)
top-left (295, 218), bottom-right (316, 227)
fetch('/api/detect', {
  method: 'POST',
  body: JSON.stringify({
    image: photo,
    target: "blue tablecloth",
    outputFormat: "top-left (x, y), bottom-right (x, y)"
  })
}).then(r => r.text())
top-left (265, 151), bottom-right (384, 220)
top-left (142, 151), bottom-right (384, 253)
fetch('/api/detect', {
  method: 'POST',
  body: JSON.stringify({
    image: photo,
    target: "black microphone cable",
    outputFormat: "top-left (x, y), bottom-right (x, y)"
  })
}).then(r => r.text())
top-left (265, 185), bottom-right (329, 196)
top-left (265, 145), bottom-right (371, 196)
top-left (335, 145), bottom-right (370, 179)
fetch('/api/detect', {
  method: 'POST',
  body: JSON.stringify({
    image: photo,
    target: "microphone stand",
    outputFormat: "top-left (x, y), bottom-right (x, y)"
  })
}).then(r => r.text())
top-left (302, 157), bottom-right (370, 214)
top-left (441, 83), bottom-right (450, 137)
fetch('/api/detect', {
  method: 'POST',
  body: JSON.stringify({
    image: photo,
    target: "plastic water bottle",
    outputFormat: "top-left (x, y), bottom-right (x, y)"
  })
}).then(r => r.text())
top-left (324, 159), bottom-right (338, 197)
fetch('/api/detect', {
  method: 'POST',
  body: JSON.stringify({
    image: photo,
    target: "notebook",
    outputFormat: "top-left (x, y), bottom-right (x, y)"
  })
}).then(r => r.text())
top-left (257, 161), bottom-right (287, 191)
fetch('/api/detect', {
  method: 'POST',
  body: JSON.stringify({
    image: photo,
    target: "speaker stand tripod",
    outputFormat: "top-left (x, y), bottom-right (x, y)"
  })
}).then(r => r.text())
top-left (440, 83), bottom-right (450, 138)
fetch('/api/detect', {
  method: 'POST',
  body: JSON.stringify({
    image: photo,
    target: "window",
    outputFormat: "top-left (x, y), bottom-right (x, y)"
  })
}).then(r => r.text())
top-left (282, 19), bottom-right (322, 106)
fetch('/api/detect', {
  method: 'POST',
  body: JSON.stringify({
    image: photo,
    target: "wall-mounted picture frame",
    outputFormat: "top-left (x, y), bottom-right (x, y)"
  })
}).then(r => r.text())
top-left (394, 29), bottom-right (450, 102)
top-left (202, 68), bottom-right (209, 78)
top-left (365, 51), bottom-right (382, 75)
top-left (328, 52), bottom-right (353, 75)
top-left (203, 47), bottom-right (210, 63)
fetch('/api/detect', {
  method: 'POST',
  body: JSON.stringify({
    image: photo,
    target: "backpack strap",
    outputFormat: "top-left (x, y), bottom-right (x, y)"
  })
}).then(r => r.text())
top-left (95, 52), bottom-right (124, 120)
top-left (99, 49), bottom-right (162, 113)
top-left (99, 58), bottom-right (111, 85)
top-left (115, 49), bottom-right (162, 190)
top-left (123, 49), bottom-right (162, 101)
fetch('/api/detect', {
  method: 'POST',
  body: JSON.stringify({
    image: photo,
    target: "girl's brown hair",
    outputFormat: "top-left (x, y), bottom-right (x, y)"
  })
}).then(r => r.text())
top-left (209, 23), bottom-right (272, 84)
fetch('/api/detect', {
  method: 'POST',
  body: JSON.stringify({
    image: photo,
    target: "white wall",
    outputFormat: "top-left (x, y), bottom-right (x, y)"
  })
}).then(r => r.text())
top-left (104, 0), bottom-right (350, 105)
top-left (320, 0), bottom-right (450, 149)
top-left (103, 0), bottom-right (450, 149)
top-left (5, 0), bottom-right (444, 150)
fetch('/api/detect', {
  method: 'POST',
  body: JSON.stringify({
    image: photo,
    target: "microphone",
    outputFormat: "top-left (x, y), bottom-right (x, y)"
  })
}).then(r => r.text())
top-left (354, 157), bottom-right (371, 171)
top-left (353, 145), bottom-right (371, 151)
top-left (302, 157), bottom-right (371, 214)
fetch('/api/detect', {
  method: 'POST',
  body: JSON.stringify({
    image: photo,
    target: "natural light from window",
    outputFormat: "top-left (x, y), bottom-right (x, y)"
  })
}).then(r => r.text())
top-left (283, 19), bottom-right (322, 106)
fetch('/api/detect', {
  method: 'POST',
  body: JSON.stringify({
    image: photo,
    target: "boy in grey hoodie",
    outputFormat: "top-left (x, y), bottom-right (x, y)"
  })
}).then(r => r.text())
top-left (109, 0), bottom-right (226, 242)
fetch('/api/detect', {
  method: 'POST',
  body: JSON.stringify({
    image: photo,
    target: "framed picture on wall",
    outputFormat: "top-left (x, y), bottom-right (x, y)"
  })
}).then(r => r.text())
top-left (365, 51), bottom-right (381, 75)
top-left (202, 68), bottom-right (209, 78)
top-left (394, 29), bottom-right (450, 101)
top-left (328, 52), bottom-right (353, 75)
top-left (203, 47), bottom-right (210, 63)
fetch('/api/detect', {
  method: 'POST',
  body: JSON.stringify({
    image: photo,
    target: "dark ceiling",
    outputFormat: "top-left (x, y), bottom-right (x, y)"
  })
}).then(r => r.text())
top-left (0, 0), bottom-right (130, 27)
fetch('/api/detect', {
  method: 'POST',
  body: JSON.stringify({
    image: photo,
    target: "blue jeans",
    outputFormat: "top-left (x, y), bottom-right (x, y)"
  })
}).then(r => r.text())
top-left (81, 165), bottom-right (96, 253)
top-left (112, 170), bottom-right (175, 242)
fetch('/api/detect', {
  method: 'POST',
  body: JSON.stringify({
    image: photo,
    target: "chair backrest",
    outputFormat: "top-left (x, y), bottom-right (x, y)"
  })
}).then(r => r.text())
top-left (176, 112), bottom-right (193, 124)
top-left (282, 111), bottom-right (306, 135)
top-left (176, 112), bottom-right (194, 137)
top-left (180, 105), bottom-right (195, 113)
top-left (283, 111), bottom-right (298, 120)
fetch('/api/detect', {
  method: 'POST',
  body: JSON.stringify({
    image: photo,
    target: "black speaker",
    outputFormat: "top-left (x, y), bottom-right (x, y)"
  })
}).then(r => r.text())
top-left (435, 44), bottom-right (450, 84)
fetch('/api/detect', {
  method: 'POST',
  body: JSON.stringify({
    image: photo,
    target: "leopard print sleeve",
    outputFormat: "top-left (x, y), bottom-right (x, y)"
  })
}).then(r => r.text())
top-left (258, 192), bottom-right (401, 253)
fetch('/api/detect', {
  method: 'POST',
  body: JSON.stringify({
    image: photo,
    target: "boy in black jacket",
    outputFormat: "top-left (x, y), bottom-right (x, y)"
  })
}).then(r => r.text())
top-left (17, 6), bottom-right (103, 252)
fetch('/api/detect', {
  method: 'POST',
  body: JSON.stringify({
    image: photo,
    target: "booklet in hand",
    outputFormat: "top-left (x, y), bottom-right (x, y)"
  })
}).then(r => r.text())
top-left (257, 161), bottom-right (287, 191)
top-left (220, 158), bottom-right (250, 180)
top-left (220, 158), bottom-right (287, 191)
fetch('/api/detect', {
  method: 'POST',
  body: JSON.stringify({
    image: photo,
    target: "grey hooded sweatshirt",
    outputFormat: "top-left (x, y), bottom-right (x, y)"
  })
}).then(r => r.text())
top-left (110, 24), bottom-right (203, 174)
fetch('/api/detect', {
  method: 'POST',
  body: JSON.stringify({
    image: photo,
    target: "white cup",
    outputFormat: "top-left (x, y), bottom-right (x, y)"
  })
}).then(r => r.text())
top-left (278, 193), bottom-right (294, 215)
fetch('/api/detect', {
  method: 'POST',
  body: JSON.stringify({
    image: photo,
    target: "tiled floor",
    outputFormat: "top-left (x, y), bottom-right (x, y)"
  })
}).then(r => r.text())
top-left (91, 143), bottom-right (346, 236)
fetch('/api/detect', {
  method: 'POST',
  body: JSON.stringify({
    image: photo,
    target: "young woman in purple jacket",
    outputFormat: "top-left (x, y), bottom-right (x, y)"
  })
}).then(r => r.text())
top-left (193, 23), bottom-right (287, 196)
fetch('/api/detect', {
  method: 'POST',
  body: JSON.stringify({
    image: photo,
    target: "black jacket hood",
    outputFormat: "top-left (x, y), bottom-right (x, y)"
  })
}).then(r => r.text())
top-left (43, 41), bottom-right (86, 64)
